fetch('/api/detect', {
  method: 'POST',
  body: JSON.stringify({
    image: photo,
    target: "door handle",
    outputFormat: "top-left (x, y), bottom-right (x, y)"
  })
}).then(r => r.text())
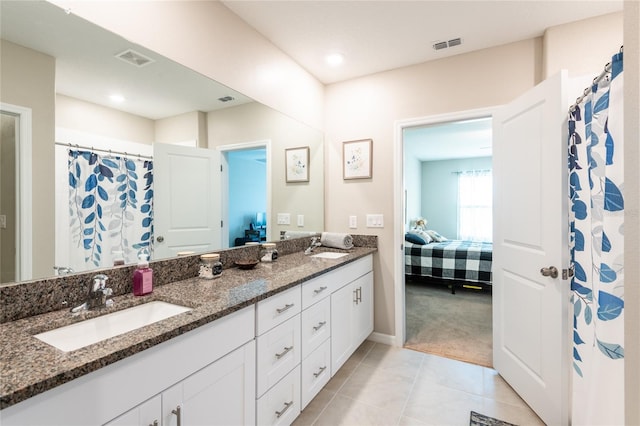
top-left (156, 235), bottom-right (164, 243)
top-left (540, 266), bottom-right (558, 279)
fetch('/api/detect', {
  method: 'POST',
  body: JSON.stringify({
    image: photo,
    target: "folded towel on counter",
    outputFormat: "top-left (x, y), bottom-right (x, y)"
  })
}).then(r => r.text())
top-left (282, 230), bottom-right (318, 240)
top-left (320, 232), bottom-right (354, 250)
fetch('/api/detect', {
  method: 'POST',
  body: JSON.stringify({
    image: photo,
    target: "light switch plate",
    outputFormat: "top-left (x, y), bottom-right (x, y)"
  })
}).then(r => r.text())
top-left (277, 213), bottom-right (291, 225)
top-left (349, 215), bottom-right (357, 229)
top-left (366, 214), bottom-right (384, 228)
top-left (297, 214), bottom-right (304, 227)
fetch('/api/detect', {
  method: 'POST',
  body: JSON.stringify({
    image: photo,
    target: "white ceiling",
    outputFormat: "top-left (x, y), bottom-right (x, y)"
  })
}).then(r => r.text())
top-left (222, 0), bottom-right (623, 84)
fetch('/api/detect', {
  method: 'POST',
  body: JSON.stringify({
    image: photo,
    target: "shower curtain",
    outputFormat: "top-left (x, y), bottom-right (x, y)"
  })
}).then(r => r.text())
top-left (568, 51), bottom-right (624, 425)
top-left (68, 150), bottom-right (154, 270)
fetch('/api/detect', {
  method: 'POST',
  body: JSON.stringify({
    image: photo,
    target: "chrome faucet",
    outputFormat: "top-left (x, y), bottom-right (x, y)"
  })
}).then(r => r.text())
top-left (71, 274), bottom-right (113, 313)
top-left (304, 237), bottom-right (322, 255)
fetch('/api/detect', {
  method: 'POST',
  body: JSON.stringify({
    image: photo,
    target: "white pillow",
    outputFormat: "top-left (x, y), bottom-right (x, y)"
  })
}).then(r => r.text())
top-left (426, 230), bottom-right (447, 242)
top-left (410, 229), bottom-right (433, 244)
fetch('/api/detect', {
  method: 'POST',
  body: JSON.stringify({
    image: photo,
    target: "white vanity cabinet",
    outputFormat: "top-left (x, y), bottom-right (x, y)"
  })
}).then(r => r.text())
top-left (255, 285), bottom-right (302, 425)
top-left (104, 395), bottom-right (162, 426)
top-left (3, 306), bottom-right (256, 426)
top-left (330, 262), bottom-right (374, 374)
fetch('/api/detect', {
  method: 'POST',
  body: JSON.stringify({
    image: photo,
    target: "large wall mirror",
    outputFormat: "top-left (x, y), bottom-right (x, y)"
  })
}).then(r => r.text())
top-left (0, 0), bottom-right (324, 284)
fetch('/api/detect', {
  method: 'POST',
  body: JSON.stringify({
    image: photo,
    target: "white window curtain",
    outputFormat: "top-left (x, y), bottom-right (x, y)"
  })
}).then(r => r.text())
top-left (457, 169), bottom-right (492, 242)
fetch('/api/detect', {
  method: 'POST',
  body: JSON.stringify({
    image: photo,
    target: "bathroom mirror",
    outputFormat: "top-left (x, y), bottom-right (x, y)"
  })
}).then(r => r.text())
top-left (0, 0), bottom-right (324, 284)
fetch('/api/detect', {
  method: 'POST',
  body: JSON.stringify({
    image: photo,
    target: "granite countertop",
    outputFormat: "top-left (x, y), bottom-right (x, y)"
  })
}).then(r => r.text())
top-left (0, 247), bottom-right (376, 409)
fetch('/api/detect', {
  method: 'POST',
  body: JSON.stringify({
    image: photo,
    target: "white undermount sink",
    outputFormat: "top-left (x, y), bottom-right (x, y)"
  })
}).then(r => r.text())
top-left (34, 301), bottom-right (192, 352)
top-left (311, 252), bottom-right (349, 259)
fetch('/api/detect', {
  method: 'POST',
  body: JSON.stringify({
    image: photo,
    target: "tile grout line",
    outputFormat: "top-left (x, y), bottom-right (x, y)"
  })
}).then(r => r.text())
top-left (395, 350), bottom-right (427, 426)
top-left (310, 341), bottom-right (377, 426)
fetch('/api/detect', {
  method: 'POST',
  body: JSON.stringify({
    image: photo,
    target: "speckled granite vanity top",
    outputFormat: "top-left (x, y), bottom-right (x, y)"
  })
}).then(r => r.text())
top-left (0, 247), bottom-right (376, 409)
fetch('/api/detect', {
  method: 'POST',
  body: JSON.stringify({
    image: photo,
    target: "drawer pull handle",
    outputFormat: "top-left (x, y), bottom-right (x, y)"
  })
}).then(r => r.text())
top-left (313, 321), bottom-right (327, 331)
top-left (313, 286), bottom-right (328, 294)
top-left (276, 303), bottom-right (294, 314)
top-left (275, 401), bottom-right (294, 418)
top-left (275, 346), bottom-right (293, 359)
top-left (313, 366), bottom-right (327, 378)
top-left (149, 421), bottom-right (158, 426)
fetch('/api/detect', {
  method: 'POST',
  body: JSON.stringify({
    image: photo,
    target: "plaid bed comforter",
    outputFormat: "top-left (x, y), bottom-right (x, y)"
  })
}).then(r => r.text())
top-left (405, 240), bottom-right (492, 284)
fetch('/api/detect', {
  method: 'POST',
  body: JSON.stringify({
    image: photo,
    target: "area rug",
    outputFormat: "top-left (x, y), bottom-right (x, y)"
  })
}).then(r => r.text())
top-left (470, 411), bottom-right (517, 426)
top-left (404, 279), bottom-right (493, 367)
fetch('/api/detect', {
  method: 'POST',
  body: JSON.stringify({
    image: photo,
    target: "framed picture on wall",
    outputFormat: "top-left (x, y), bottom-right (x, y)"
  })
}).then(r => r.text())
top-left (285, 146), bottom-right (310, 182)
top-left (343, 139), bottom-right (373, 179)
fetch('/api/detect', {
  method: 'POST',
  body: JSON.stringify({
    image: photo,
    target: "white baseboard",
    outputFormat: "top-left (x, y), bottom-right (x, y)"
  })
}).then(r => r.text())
top-left (367, 331), bottom-right (397, 347)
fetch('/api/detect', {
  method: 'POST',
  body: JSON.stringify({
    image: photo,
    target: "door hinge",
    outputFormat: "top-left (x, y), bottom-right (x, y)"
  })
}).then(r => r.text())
top-left (562, 266), bottom-right (575, 280)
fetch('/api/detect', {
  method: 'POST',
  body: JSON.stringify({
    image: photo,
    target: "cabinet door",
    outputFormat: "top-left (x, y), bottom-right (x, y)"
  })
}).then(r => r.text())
top-left (330, 282), bottom-right (356, 374)
top-left (103, 395), bottom-right (161, 426)
top-left (163, 340), bottom-right (256, 426)
top-left (352, 272), bottom-right (374, 345)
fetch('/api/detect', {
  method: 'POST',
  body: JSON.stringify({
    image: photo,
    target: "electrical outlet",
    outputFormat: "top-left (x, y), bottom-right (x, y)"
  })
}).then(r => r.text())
top-left (297, 214), bottom-right (304, 227)
top-left (366, 214), bottom-right (384, 228)
top-left (277, 213), bottom-right (291, 225)
top-left (349, 215), bottom-right (357, 229)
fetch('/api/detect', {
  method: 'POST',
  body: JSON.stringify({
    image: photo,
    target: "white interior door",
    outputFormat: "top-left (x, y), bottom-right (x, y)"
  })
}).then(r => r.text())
top-left (493, 70), bottom-right (582, 425)
top-left (153, 143), bottom-right (220, 259)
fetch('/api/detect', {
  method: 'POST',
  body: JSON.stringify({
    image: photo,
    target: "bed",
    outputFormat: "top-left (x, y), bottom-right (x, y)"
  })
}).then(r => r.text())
top-left (404, 240), bottom-right (493, 293)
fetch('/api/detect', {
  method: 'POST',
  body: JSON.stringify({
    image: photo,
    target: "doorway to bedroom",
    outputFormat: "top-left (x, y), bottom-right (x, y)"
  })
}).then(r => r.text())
top-left (402, 115), bottom-right (494, 368)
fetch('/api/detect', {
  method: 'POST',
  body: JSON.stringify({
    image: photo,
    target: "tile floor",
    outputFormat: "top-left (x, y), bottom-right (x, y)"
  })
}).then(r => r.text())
top-left (293, 341), bottom-right (545, 426)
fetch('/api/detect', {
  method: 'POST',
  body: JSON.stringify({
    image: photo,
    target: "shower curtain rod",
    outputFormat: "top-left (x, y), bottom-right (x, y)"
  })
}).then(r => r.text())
top-left (55, 142), bottom-right (153, 160)
top-left (569, 45), bottom-right (623, 113)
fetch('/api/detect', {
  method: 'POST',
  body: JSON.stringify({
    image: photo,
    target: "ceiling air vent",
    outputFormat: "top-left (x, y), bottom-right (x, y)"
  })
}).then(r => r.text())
top-left (218, 96), bottom-right (235, 103)
top-left (433, 38), bottom-right (463, 51)
top-left (433, 41), bottom-right (448, 51)
top-left (116, 49), bottom-right (155, 67)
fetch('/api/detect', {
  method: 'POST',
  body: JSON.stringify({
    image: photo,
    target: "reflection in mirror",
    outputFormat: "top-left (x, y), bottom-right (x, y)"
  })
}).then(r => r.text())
top-left (0, 0), bottom-right (323, 284)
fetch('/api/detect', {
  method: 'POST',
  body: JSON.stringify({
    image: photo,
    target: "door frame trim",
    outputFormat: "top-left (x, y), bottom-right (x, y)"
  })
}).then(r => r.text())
top-left (218, 140), bottom-right (272, 247)
top-left (392, 106), bottom-right (498, 347)
top-left (1, 102), bottom-right (32, 281)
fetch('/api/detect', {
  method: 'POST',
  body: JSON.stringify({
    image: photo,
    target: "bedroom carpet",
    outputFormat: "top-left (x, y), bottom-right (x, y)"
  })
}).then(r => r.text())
top-left (404, 279), bottom-right (493, 367)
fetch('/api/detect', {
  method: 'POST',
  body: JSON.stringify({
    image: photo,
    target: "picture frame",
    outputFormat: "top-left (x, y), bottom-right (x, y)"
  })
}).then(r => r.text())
top-left (343, 139), bottom-right (373, 179)
top-left (285, 146), bottom-right (310, 182)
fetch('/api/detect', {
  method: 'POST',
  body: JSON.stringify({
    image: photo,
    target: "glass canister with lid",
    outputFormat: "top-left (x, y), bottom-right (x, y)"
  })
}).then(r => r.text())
top-left (260, 243), bottom-right (278, 262)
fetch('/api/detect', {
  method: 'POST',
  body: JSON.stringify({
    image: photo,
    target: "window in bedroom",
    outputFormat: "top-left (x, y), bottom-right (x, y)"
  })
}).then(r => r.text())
top-left (457, 169), bottom-right (492, 241)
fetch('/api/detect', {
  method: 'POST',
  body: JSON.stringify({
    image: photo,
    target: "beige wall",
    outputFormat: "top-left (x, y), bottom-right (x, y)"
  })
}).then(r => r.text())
top-left (0, 40), bottom-right (55, 280)
top-left (544, 12), bottom-right (623, 80)
top-left (208, 102), bottom-right (324, 238)
top-left (624, 1), bottom-right (639, 424)
top-left (325, 38), bottom-right (541, 335)
top-left (56, 95), bottom-right (155, 145)
top-left (49, 0), bottom-right (324, 131)
top-left (155, 111), bottom-right (207, 147)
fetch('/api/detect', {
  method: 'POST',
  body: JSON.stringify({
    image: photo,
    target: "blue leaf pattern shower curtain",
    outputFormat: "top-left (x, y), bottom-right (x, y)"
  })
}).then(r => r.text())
top-left (568, 52), bottom-right (624, 425)
top-left (68, 150), bottom-right (153, 269)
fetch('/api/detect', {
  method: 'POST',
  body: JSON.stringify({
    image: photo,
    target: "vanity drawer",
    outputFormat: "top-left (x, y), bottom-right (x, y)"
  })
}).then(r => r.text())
top-left (256, 315), bottom-right (301, 397)
top-left (301, 338), bottom-right (331, 410)
top-left (256, 285), bottom-right (301, 335)
top-left (256, 365), bottom-right (300, 426)
top-left (301, 274), bottom-right (332, 309)
top-left (300, 297), bottom-right (330, 359)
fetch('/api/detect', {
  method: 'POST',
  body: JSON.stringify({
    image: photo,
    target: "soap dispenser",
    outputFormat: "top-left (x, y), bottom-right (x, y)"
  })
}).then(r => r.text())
top-left (133, 249), bottom-right (153, 296)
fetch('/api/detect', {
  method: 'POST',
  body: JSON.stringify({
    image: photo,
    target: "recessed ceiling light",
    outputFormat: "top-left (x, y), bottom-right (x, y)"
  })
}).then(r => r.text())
top-left (109, 94), bottom-right (125, 103)
top-left (325, 52), bottom-right (344, 67)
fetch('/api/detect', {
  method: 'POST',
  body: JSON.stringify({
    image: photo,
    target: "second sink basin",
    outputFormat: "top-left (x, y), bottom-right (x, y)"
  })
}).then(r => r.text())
top-left (34, 301), bottom-right (192, 352)
top-left (312, 252), bottom-right (349, 259)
